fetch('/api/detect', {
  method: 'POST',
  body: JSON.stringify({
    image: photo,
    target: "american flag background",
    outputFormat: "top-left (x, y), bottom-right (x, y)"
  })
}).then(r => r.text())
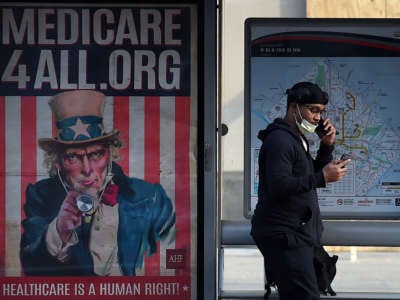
top-left (0, 94), bottom-right (197, 278)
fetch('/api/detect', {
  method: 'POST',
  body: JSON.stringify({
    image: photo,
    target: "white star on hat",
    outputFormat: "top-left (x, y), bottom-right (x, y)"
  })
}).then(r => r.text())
top-left (69, 118), bottom-right (91, 140)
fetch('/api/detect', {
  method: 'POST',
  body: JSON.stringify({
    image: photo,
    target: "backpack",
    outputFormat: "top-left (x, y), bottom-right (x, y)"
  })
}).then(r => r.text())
top-left (313, 245), bottom-right (338, 296)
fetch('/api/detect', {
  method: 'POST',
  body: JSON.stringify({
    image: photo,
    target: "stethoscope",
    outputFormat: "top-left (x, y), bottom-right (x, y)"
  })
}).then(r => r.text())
top-left (57, 151), bottom-right (114, 214)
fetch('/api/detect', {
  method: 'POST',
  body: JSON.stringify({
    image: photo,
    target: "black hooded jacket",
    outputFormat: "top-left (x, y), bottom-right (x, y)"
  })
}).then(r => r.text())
top-left (251, 118), bottom-right (334, 246)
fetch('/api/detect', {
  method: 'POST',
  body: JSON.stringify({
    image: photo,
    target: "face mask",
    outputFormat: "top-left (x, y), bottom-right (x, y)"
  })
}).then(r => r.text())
top-left (294, 104), bottom-right (318, 133)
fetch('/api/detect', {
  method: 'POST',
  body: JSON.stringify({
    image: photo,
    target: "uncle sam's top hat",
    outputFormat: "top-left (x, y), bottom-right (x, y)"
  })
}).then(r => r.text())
top-left (38, 90), bottom-right (119, 152)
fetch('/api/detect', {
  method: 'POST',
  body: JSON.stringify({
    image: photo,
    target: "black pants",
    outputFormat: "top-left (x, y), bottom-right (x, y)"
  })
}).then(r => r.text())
top-left (252, 233), bottom-right (320, 300)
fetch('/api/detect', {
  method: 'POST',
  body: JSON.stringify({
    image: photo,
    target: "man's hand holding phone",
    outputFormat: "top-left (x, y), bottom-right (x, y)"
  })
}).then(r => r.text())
top-left (338, 153), bottom-right (352, 168)
top-left (316, 118), bottom-right (329, 138)
top-left (322, 155), bottom-right (351, 183)
top-left (340, 153), bottom-right (351, 162)
top-left (316, 118), bottom-right (336, 146)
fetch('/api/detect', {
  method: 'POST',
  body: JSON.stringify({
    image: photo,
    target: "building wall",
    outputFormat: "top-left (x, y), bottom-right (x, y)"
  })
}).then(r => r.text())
top-left (307, 0), bottom-right (400, 18)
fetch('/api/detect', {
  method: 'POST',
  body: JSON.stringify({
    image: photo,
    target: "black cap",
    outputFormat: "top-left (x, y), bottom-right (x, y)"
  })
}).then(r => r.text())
top-left (286, 82), bottom-right (329, 105)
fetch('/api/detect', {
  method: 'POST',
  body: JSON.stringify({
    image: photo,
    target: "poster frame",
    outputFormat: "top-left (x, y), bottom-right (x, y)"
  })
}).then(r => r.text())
top-left (244, 17), bottom-right (400, 220)
top-left (0, 1), bottom-right (205, 300)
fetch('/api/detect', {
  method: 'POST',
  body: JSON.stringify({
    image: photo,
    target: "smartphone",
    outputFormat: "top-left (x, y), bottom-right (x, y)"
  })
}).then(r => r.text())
top-left (340, 153), bottom-right (351, 161)
top-left (315, 118), bottom-right (328, 138)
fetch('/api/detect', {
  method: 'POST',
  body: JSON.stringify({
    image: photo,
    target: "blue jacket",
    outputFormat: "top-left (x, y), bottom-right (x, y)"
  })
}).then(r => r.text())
top-left (20, 162), bottom-right (175, 276)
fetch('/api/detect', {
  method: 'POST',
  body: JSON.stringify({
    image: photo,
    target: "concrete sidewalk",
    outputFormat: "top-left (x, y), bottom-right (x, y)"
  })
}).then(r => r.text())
top-left (222, 248), bottom-right (400, 294)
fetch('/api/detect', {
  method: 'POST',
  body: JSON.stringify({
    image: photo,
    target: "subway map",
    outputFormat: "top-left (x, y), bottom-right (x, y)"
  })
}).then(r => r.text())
top-left (250, 57), bottom-right (400, 215)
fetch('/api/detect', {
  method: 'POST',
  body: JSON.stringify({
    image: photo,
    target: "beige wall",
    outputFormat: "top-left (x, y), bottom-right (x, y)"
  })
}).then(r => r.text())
top-left (221, 0), bottom-right (306, 171)
top-left (307, 0), bottom-right (400, 17)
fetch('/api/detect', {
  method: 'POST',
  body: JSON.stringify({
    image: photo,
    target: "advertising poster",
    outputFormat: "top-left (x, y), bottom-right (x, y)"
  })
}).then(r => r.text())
top-left (244, 18), bottom-right (400, 219)
top-left (0, 3), bottom-right (198, 299)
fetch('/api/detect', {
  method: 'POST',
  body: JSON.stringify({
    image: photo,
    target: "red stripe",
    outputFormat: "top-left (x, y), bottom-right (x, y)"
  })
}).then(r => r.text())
top-left (113, 97), bottom-right (130, 175)
top-left (144, 97), bottom-right (161, 275)
top-left (175, 96), bottom-right (191, 276)
top-left (0, 97), bottom-right (5, 276)
top-left (254, 35), bottom-right (400, 52)
top-left (144, 97), bottom-right (161, 184)
top-left (21, 97), bottom-right (37, 223)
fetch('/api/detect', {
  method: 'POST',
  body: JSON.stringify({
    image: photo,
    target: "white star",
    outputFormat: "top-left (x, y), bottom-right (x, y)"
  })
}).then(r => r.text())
top-left (69, 118), bottom-right (91, 140)
top-left (182, 285), bottom-right (190, 292)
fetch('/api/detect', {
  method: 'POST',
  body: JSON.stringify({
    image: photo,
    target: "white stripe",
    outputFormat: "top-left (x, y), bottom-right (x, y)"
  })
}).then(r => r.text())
top-left (159, 96), bottom-right (176, 275)
top-left (130, 97), bottom-right (145, 275)
top-left (130, 97), bottom-right (145, 179)
top-left (160, 97), bottom-right (176, 202)
top-left (5, 96), bottom-right (22, 276)
top-left (36, 96), bottom-right (52, 179)
top-left (103, 96), bottom-right (114, 134)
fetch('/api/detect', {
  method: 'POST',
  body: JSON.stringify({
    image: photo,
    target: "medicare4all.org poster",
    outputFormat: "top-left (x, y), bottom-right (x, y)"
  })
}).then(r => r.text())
top-left (0, 3), bottom-right (198, 300)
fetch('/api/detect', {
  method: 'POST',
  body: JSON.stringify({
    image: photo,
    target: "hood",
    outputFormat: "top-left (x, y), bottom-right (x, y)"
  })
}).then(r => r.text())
top-left (257, 118), bottom-right (299, 142)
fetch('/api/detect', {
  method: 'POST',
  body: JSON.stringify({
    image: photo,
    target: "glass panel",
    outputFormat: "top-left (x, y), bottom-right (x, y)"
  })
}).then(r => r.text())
top-left (222, 247), bottom-right (264, 291)
top-left (222, 246), bottom-right (400, 293)
top-left (220, 0), bottom-right (306, 221)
